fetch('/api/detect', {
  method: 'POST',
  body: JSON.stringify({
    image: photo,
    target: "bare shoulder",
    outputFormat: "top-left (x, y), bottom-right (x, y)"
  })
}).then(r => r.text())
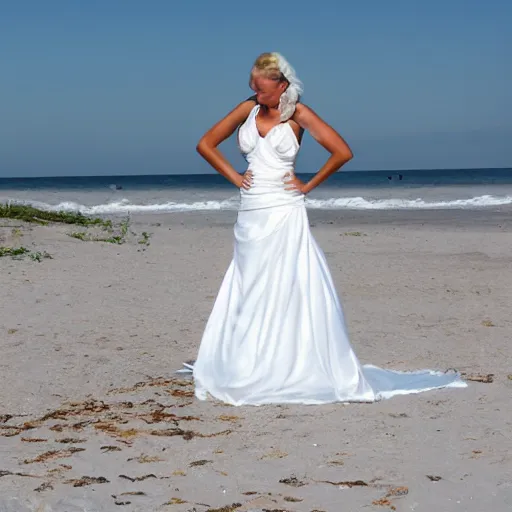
top-left (293, 103), bottom-right (324, 127)
top-left (218, 99), bottom-right (256, 126)
top-left (292, 103), bottom-right (352, 158)
top-left (294, 103), bottom-right (313, 115)
top-left (198, 100), bottom-right (255, 148)
top-left (231, 99), bottom-right (258, 118)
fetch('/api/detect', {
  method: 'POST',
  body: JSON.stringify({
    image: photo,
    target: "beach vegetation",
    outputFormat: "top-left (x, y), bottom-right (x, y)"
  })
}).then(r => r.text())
top-left (0, 246), bottom-right (53, 262)
top-left (67, 231), bottom-right (126, 244)
top-left (67, 221), bottom-right (130, 245)
top-left (138, 231), bottom-right (151, 245)
top-left (29, 251), bottom-right (53, 262)
top-left (2, 204), bottom-right (149, 251)
top-left (120, 216), bottom-right (129, 237)
top-left (68, 232), bottom-right (88, 241)
top-left (0, 246), bottom-right (30, 258)
top-left (0, 203), bottom-right (111, 228)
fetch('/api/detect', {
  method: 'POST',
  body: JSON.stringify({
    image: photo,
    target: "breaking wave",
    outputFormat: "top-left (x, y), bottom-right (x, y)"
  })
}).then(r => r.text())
top-left (4, 194), bottom-right (512, 214)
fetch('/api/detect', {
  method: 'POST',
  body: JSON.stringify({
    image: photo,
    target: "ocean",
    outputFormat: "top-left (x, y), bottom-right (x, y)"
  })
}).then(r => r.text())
top-left (1, 168), bottom-right (512, 215)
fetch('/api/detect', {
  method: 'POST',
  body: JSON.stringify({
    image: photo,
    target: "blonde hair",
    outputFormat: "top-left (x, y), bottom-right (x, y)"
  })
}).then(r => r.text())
top-left (251, 52), bottom-right (288, 83)
top-left (250, 52), bottom-right (303, 121)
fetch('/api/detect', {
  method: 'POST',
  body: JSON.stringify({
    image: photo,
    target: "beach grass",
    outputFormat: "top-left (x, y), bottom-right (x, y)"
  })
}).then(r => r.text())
top-left (67, 216), bottom-right (131, 244)
top-left (0, 203), bottom-right (111, 228)
top-left (1, 204), bottom-right (152, 257)
top-left (138, 231), bottom-right (151, 245)
top-left (0, 246), bottom-right (30, 258)
top-left (0, 246), bottom-right (52, 261)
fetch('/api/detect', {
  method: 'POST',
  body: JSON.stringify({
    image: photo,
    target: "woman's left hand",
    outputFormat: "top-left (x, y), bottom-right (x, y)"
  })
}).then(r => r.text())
top-left (283, 172), bottom-right (309, 194)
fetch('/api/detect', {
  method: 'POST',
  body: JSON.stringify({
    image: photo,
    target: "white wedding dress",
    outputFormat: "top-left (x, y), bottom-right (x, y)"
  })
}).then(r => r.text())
top-left (184, 104), bottom-right (467, 405)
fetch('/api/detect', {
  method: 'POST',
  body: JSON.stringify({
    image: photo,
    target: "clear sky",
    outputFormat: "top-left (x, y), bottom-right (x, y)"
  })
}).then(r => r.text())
top-left (1, 0), bottom-right (511, 177)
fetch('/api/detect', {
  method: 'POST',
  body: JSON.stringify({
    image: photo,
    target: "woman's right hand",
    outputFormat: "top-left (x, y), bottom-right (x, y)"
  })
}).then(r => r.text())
top-left (238, 170), bottom-right (253, 190)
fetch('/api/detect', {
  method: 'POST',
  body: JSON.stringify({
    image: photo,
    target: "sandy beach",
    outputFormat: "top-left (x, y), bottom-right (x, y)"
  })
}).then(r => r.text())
top-left (1, 208), bottom-right (511, 511)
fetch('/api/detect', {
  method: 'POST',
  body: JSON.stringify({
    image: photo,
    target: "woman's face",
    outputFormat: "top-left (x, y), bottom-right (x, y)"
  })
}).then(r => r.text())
top-left (250, 73), bottom-right (287, 108)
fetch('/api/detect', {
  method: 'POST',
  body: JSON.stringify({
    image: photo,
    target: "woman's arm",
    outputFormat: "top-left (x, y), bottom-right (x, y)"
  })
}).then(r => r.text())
top-left (291, 104), bottom-right (353, 194)
top-left (196, 101), bottom-right (255, 188)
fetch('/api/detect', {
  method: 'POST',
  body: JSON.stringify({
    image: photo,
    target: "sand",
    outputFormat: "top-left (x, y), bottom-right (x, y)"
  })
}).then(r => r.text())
top-left (1, 208), bottom-right (511, 511)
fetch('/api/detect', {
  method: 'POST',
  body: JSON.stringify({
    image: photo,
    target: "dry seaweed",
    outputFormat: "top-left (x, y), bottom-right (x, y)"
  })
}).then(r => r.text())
top-left (427, 475), bottom-right (442, 481)
top-left (0, 400), bottom-right (114, 437)
top-left (0, 375), bottom-right (241, 492)
top-left (205, 504), bottom-right (241, 512)
top-left (260, 450), bottom-right (288, 460)
top-left (108, 377), bottom-right (191, 395)
top-left (167, 388), bottom-right (195, 398)
top-left (372, 497), bottom-right (395, 509)
top-left (165, 498), bottom-right (187, 505)
top-left (24, 448), bottom-right (85, 464)
top-left (27, 400), bottom-right (109, 427)
top-left (3, 399), bottom-right (139, 439)
top-left (318, 479), bottom-right (368, 487)
top-left (119, 473), bottom-right (157, 482)
top-left (137, 410), bottom-right (200, 425)
top-left (150, 427), bottom-right (232, 441)
top-left (71, 419), bottom-right (100, 430)
top-left (386, 487), bottom-right (408, 497)
top-left (189, 459), bottom-right (212, 467)
top-left (34, 482), bottom-right (54, 492)
top-left (372, 486), bottom-right (408, 510)
top-left (101, 445), bottom-right (122, 453)
top-left (0, 426), bottom-right (26, 437)
top-left (217, 415), bottom-right (243, 422)
top-left (127, 454), bottom-right (164, 463)
top-left (0, 470), bottom-right (42, 478)
top-left (65, 476), bottom-right (109, 487)
top-left (94, 422), bottom-right (141, 439)
top-left (47, 466), bottom-right (72, 475)
top-left (462, 373), bottom-right (494, 383)
top-left (279, 476), bottom-right (306, 487)
top-left (175, 401), bottom-right (195, 408)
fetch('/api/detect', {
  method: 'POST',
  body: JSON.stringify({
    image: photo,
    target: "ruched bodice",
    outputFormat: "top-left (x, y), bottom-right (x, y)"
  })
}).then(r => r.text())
top-left (237, 105), bottom-right (304, 211)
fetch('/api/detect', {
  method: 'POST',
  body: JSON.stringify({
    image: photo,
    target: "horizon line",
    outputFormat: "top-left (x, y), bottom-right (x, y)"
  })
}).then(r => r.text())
top-left (1, 166), bottom-right (511, 180)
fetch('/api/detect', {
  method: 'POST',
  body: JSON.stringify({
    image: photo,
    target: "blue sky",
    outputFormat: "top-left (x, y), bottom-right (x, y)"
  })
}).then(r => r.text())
top-left (1, 0), bottom-right (510, 177)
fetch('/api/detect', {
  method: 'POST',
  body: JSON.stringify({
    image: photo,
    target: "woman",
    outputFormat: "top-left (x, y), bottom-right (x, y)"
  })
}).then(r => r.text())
top-left (182, 52), bottom-right (466, 405)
